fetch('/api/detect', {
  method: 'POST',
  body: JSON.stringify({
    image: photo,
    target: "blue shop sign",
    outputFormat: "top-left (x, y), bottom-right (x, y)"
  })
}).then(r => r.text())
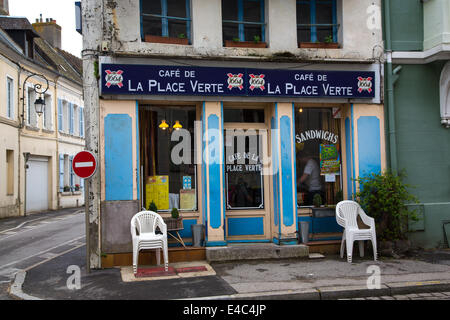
top-left (101, 64), bottom-right (375, 99)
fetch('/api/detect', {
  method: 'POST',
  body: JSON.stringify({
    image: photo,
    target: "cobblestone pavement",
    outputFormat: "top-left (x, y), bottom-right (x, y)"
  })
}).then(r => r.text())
top-left (341, 291), bottom-right (450, 300)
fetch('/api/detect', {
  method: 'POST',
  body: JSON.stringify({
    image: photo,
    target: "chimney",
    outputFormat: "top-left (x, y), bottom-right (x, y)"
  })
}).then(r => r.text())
top-left (0, 0), bottom-right (9, 16)
top-left (32, 14), bottom-right (62, 49)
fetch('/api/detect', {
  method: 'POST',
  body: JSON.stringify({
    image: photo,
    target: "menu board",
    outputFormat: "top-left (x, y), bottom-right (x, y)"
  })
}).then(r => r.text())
top-left (320, 144), bottom-right (340, 175)
top-left (180, 189), bottom-right (196, 210)
top-left (146, 176), bottom-right (169, 210)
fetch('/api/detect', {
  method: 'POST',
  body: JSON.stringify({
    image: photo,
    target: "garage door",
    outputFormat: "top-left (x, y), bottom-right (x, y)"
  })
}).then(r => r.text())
top-left (26, 157), bottom-right (49, 213)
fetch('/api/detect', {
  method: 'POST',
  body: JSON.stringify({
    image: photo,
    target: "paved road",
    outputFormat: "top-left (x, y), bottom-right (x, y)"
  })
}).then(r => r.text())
top-left (0, 208), bottom-right (85, 299)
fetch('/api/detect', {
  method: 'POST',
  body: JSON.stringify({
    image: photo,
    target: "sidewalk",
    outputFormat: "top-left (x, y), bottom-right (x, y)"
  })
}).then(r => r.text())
top-left (9, 245), bottom-right (450, 300)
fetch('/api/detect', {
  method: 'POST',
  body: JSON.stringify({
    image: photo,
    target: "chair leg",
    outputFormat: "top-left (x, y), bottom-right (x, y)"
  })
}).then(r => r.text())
top-left (163, 245), bottom-right (168, 272)
top-left (359, 241), bottom-right (365, 258)
top-left (133, 246), bottom-right (138, 274)
top-left (371, 237), bottom-right (378, 261)
top-left (346, 236), bottom-right (354, 263)
top-left (340, 231), bottom-right (346, 259)
top-left (340, 239), bottom-right (345, 259)
top-left (156, 248), bottom-right (161, 266)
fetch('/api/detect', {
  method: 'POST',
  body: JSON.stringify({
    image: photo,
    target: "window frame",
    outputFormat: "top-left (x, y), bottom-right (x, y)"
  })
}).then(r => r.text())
top-left (43, 93), bottom-right (53, 131)
top-left (139, 105), bottom-right (198, 212)
top-left (297, 0), bottom-right (339, 44)
top-left (222, 0), bottom-right (266, 43)
top-left (26, 85), bottom-right (35, 126)
top-left (140, 0), bottom-right (192, 43)
top-left (294, 107), bottom-right (343, 207)
top-left (6, 76), bottom-right (14, 119)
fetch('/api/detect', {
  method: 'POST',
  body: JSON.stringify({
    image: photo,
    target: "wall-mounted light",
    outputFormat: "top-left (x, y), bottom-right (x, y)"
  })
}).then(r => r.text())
top-left (299, 108), bottom-right (303, 113)
top-left (20, 72), bottom-right (49, 128)
top-left (34, 95), bottom-right (46, 116)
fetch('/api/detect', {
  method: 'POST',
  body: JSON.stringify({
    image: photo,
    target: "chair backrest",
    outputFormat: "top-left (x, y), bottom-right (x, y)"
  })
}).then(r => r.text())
top-left (336, 200), bottom-right (360, 228)
top-left (131, 211), bottom-right (164, 234)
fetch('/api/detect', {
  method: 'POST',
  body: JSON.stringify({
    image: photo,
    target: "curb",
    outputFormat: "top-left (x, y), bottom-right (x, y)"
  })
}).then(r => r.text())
top-left (185, 280), bottom-right (450, 300)
top-left (9, 271), bottom-right (42, 300)
top-left (7, 243), bottom-right (85, 300)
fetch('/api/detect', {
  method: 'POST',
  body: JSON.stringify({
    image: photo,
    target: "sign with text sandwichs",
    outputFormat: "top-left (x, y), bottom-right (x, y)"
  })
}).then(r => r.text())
top-left (101, 64), bottom-right (376, 99)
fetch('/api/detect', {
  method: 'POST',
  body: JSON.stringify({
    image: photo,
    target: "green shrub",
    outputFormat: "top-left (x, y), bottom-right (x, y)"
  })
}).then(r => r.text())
top-left (355, 170), bottom-right (419, 241)
top-left (148, 201), bottom-right (157, 212)
top-left (171, 207), bottom-right (179, 219)
top-left (313, 194), bottom-right (322, 207)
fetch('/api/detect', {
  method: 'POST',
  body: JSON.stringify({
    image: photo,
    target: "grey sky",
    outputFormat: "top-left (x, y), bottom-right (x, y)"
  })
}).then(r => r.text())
top-left (9, 0), bottom-right (82, 57)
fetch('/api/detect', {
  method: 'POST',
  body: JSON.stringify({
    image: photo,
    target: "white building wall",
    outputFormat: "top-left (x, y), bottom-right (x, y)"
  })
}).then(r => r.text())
top-left (107, 0), bottom-right (383, 61)
top-left (57, 79), bottom-right (85, 209)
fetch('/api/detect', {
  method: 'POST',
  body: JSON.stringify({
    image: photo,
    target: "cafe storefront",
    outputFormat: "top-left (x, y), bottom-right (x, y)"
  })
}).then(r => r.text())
top-left (99, 58), bottom-right (385, 252)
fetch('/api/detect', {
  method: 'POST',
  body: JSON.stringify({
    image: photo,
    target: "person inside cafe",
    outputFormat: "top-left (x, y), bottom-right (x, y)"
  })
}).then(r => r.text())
top-left (299, 154), bottom-right (325, 206)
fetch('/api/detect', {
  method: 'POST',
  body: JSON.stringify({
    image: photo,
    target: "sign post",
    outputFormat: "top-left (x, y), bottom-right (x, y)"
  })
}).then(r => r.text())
top-left (73, 151), bottom-right (97, 273)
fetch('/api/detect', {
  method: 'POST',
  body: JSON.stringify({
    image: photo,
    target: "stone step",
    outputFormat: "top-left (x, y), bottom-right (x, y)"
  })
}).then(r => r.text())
top-left (206, 243), bottom-right (309, 262)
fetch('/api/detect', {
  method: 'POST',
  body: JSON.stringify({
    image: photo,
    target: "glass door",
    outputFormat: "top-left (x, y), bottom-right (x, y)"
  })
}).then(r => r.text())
top-left (224, 128), bottom-right (270, 241)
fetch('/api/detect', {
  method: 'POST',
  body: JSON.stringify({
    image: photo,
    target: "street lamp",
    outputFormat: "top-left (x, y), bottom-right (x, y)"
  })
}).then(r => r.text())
top-left (33, 95), bottom-right (46, 116)
top-left (21, 73), bottom-right (49, 127)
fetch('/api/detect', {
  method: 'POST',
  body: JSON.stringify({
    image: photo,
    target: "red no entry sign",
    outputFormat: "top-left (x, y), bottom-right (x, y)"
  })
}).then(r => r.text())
top-left (72, 151), bottom-right (97, 179)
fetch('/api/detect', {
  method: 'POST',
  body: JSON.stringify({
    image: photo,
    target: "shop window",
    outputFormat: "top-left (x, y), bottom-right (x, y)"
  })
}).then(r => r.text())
top-left (224, 108), bottom-right (265, 123)
top-left (141, 0), bottom-right (191, 44)
top-left (225, 130), bottom-right (264, 210)
top-left (139, 106), bottom-right (197, 212)
top-left (297, 0), bottom-right (339, 45)
top-left (222, 0), bottom-right (266, 45)
top-left (295, 107), bottom-right (342, 207)
top-left (6, 150), bottom-right (14, 195)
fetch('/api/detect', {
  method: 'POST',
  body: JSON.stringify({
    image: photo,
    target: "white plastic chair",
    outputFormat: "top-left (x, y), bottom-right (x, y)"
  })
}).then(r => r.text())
top-left (336, 200), bottom-right (377, 263)
top-left (130, 211), bottom-right (169, 274)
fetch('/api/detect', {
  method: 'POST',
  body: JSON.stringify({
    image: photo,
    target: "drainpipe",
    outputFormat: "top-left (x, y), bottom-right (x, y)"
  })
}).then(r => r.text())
top-left (383, 0), bottom-right (398, 174)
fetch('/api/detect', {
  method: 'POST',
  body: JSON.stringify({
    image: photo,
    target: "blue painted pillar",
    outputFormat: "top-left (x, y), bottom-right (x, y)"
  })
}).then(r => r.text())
top-left (104, 114), bottom-right (134, 201)
top-left (202, 102), bottom-right (226, 246)
top-left (271, 103), bottom-right (298, 245)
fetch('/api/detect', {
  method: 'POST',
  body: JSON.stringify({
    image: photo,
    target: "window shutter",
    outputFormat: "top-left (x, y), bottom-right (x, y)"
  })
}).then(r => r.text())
top-left (79, 107), bottom-right (84, 137)
top-left (7, 78), bottom-right (13, 119)
top-left (69, 156), bottom-right (74, 189)
top-left (58, 99), bottom-right (63, 131)
top-left (69, 103), bottom-right (74, 134)
top-left (59, 154), bottom-right (64, 192)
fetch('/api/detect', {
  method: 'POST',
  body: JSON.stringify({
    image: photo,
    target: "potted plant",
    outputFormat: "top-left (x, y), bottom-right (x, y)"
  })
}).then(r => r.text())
top-left (63, 186), bottom-right (71, 192)
top-left (224, 36), bottom-right (267, 48)
top-left (144, 34), bottom-right (189, 45)
top-left (311, 194), bottom-right (335, 218)
top-left (355, 170), bottom-right (420, 257)
top-left (164, 208), bottom-right (183, 230)
top-left (148, 201), bottom-right (158, 213)
top-left (74, 184), bottom-right (80, 191)
top-left (299, 35), bottom-right (339, 49)
top-left (313, 193), bottom-right (322, 208)
top-left (171, 207), bottom-right (180, 219)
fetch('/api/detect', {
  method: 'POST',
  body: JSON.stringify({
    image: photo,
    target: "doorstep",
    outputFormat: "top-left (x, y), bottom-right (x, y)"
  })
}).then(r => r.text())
top-left (206, 243), bottom-right (309, 262)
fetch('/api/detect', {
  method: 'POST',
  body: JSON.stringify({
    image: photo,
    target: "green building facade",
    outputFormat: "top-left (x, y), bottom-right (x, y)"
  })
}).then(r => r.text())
top-left (383, 0), bottom-right (450, 248)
